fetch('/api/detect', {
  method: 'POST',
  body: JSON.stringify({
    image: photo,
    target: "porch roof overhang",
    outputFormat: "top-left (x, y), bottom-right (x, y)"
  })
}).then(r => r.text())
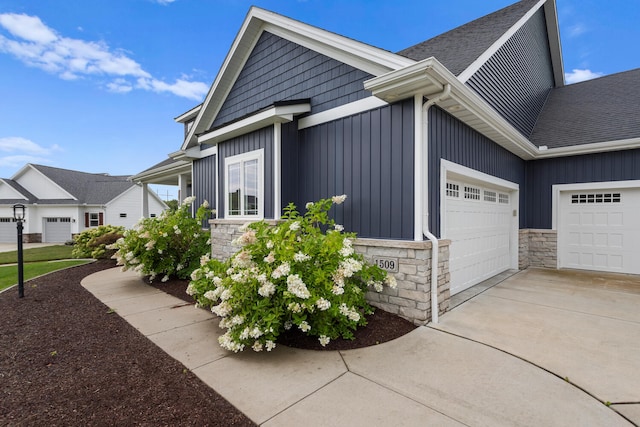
top-left (131, 159), bottom-right (192, 186)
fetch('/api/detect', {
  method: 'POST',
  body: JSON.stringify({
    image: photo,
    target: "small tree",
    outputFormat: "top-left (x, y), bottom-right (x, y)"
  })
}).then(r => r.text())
top-left (111, 197), bottom-right (212, 281)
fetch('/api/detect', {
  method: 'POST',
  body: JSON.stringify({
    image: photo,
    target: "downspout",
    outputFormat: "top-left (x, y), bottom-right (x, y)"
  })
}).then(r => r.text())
top-left (417, 84), bottom-right (451, 324)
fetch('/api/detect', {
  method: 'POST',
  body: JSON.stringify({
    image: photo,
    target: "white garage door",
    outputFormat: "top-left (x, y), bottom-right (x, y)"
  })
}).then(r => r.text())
top-left (445, 180), bottom-right (514, 295)
top-left (44, 217), bottom-right (71, 243)
top-left (0, 218), bottom-right (14, 243)
top-left (559, 188), bottom-right (640, 274)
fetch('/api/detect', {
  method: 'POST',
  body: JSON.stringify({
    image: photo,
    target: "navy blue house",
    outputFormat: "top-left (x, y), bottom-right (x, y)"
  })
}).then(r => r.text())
top-left (133, 0), bottom-right (640, 320)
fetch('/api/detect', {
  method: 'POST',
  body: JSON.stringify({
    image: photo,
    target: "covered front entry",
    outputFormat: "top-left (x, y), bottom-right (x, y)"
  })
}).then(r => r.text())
top-left (556, 181), bottom-right (640, 274)
top-left (43, 217), bottom-right (71, 242)
top-left (441, 161), bottom-right (519, 295)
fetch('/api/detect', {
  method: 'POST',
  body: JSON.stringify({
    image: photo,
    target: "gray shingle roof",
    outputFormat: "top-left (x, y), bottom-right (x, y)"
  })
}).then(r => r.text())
top-left (396, 0), bottom-right (540, 76)
top-left (530, 69), bottom-right (640, 148)
top-left (30, 164), bottom-right (135, 205)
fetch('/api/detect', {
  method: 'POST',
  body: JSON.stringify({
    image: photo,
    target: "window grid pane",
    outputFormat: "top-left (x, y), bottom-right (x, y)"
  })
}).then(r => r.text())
top-left (228, 163), bottom-right (241, 216)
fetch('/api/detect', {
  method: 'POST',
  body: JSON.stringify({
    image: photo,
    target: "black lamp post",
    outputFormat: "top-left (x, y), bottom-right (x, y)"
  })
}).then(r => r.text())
top-left (13, 204), bottom-right (25, 298)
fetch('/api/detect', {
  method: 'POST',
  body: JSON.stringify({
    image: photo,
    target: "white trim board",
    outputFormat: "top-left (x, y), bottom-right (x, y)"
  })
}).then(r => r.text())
top-left (298, 97), bottom-right (388, 130)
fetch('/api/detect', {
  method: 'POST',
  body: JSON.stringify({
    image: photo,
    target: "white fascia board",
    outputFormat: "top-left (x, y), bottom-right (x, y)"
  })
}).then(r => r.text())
top-left (197, 103), bottom-right (310, 146)
top-left (458, 0), bottom-right (546, 83)
top-left (298, 97), bottom-right (388, 130)
top-left (543, 0), bottom-right (565, 86)
top-left (536, 138), bottom-right (640, 159)
top-left (181, 9), bottom-right (263, 151)
top-left (364, 57), bottom-right (448, 101)
top-left (181, 6), bottom-right (414, 152)
top-left (261, 21), bottom-right (413, 77)
top-left (174, 104), bottom-right (202, 123)
top-left (365, 58), bottom-right (539, 159)
top-left (131, 161), bottom-right (192, 183)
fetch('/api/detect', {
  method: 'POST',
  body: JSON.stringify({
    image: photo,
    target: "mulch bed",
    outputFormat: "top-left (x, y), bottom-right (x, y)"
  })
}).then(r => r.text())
top-left (148, 277), bottom-right (418, 351)
top-left (0, 260), bottom-right (254, 426)
top-left (1, 261), bottom-right (417, 425)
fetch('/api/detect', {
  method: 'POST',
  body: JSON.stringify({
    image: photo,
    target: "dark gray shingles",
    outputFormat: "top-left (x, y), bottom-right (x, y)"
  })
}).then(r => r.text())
top-left (530, 69), bottom-right (640, 148)
top-left (31, 164), bottom-right (135, 204)
top-left (396, 0), bottom-right (541, 75)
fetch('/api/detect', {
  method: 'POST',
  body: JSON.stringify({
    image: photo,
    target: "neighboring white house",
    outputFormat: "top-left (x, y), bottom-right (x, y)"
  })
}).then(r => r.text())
top-left (0, 164), bottom-right (167, 243)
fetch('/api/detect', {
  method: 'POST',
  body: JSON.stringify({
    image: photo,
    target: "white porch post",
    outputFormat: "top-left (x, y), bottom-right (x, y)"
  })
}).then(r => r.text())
top-left (178, 173), bottom-right (189, 202)
top-left (273, 122), bottom-right (282, 220)
top-left (141, 183), bottom-right (149, 218)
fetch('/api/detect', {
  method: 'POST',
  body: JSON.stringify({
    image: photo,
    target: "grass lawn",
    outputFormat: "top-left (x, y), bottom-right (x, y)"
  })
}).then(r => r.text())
top-left (0, 245), bottom-right (91, 292)
top-left (0, 245), bottom-right (75, 264)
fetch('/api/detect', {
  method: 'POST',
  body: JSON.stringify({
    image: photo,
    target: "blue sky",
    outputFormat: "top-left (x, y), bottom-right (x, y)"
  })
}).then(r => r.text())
top-left (1, 0), bottom-right (638, 201)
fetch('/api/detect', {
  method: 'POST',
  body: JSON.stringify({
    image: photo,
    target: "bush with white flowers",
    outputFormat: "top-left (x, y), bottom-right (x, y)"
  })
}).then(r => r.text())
top-left (111, 197), bottom-right (212, 281)
top-left (188, 195), bottom-right (397, 352)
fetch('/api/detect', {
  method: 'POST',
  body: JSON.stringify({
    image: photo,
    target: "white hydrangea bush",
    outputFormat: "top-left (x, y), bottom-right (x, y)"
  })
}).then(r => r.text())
top-left (111, 197), bottom-right (213, 281)
top-left (188, 196), bottom-right (397, 352)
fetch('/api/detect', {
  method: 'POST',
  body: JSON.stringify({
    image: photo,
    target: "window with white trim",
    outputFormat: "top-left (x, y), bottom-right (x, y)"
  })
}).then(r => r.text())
top-left (225, 150), bottom-right (263, 218)
top-left (499, 193), bottom-right (510, 204)
top-left (89, 212), bottom-right (99, 227)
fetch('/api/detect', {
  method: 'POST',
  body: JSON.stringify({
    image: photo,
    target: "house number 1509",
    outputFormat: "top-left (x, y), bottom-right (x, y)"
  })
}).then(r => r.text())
top-left (373, 257), bottom-right (399, 273)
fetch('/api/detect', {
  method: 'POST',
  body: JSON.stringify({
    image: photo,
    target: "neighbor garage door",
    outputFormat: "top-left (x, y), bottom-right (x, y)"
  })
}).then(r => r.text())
top-left (558, 187), bottom-right (640, 274)
top-left (44, 217), bottom-right (71, 243)
top-left (0, 218), bottom-right (14, 243)
top-left (444, 180), bottom-right (514, 295)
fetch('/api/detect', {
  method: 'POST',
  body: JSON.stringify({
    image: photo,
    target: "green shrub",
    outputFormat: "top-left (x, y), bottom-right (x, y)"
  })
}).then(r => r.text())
top-left (72, 225), bottom-right (125, 259)
top-left (111, 197), bottom-right (212, 281)
top-left (187, 195), bottom-right (396, 352)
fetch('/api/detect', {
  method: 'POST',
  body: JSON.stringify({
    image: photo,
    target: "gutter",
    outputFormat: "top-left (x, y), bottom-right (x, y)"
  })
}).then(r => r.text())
top-left (415, 84), bottom-right (451, 324)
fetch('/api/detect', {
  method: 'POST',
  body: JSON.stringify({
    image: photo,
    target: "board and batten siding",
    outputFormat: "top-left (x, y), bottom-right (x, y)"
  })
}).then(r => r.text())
top-left (428, 106), bottom-right (526, 237)
top-left (466, 8), bottom-right (555, 137)
top-left (294, 99), bottom-right (414, 240)
top-left (192, 154), bottom-right (217, 224)
top-left (211, 31), bottom-right (373, 129)
top-left (216, 127), bottom-right (274, 219)
top-left (525, 149), bottom-right (640, 229)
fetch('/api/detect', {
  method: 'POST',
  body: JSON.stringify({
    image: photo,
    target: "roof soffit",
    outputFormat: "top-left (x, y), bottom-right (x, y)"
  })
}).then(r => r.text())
top-left (181, 6), bottom-right (415, 152)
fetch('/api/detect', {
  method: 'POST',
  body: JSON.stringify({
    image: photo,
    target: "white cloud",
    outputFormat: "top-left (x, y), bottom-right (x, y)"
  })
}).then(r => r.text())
top-left (565, 69), bottom-right (604, 84)
top-left (107, 78), bottom-right (133, 93)
top-left (568, 23), bottom-right (587, 38)
top-left (0, 13), bottom-right (57, 44)
top-left (137, 77), bottom-right (209, 101)
top-left (154, 0), bottom-right (176, 4)
top-left (0, 136), bottom-right (61, 155)
top-left (0, 12), bottom-right (207, 101)
top-left (0, 137), bottom-right (61, 172)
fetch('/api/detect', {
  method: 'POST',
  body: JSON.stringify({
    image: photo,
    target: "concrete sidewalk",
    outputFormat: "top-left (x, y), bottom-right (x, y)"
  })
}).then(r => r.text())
top-left (81, 268), bottom-right (634, 426)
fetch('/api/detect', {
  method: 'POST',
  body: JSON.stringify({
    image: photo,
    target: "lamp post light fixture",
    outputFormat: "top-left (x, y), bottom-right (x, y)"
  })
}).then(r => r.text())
top-left (13, 204), bottom-right (25, 298)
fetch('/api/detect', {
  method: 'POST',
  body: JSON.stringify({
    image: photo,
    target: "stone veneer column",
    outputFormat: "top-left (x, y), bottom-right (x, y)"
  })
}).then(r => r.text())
top-left (518, 229), bottom-right (557, 269)
top-left (355, 238), bottom-right (450, 326)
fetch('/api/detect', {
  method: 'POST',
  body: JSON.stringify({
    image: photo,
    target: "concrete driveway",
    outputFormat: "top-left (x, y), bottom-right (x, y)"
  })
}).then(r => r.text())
top-left (432, 267), bottom-right (640, 424)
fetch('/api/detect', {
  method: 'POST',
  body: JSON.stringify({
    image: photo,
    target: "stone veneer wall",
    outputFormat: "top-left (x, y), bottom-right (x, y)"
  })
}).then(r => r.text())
top-left (355, 238), bottom-right (450, 326)
top-left (209, 220), bottom-right (451, 326)
top-left (519, 229), bottom-right (557, 269)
